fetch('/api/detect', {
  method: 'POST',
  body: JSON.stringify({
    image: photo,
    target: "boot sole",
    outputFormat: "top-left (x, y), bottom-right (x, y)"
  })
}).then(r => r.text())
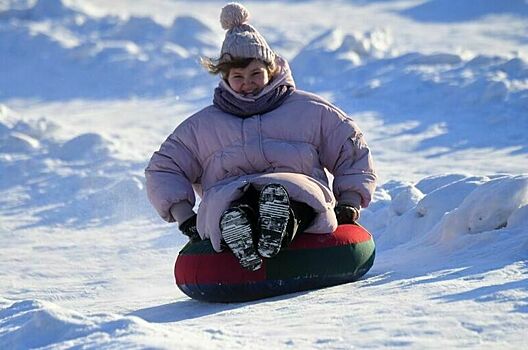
top-left (220, 208), bottom-right (262, 271)
top-left (258, 184), bottom-right (290, 258)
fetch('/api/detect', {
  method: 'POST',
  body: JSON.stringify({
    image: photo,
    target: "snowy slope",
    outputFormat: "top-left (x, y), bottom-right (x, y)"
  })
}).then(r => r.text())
top-left (1, 0), bottom-right (527, 349)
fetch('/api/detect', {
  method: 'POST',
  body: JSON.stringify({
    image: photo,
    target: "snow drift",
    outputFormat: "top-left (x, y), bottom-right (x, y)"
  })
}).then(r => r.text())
top-left (0, 0), bottom-right (220, 99)
top-left (292, 46), bottom-right (528, 153)
top-left (0, 298), bottom-right (191, 349)
top-left (363, 174), bottom-right (528, 252)
top-left (0, 104), bottom-right (154, 227)
top-left (2, 171), bottom-right (527, 348)
top-left (401, 0), bottom-right (528, 23)
top-left (1, 0), bottom-right (527, 348)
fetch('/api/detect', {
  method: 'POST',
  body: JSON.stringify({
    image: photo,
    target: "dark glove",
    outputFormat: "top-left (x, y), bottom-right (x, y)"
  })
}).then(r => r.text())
top-left (334, 204), bottom-right (360, 225)
top-left (178, 214), bottom-right (201, 242)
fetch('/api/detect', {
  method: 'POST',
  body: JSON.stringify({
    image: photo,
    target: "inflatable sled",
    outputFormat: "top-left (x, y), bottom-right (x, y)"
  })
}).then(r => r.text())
top-left (174, 224), bottom-right (375, 302)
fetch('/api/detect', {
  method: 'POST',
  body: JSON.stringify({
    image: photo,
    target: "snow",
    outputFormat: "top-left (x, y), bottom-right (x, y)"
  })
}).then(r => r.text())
top-left (1, 0), bottom-right (527, 349)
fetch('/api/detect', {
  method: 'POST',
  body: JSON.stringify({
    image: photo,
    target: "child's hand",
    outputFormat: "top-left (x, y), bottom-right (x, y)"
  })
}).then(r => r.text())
top-left (334, 204), bottom-right (360, 225)
top-left (178, 214), bottom-right (201, 242)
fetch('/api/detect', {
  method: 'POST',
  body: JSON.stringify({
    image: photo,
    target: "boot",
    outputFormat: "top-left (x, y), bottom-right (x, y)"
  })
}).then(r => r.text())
top-left (220, 205), bottom-right (262, 271)
top-left (257, 183), bottom-right (290, 258)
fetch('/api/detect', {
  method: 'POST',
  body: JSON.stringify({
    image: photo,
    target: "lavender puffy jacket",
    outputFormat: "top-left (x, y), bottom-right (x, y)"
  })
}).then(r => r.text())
top-left (145, 63), bottom-right (377, 251)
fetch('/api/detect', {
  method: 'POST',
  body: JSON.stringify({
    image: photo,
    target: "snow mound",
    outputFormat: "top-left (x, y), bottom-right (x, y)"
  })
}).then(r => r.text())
top-left (402, 0), bottom-right (528, 23)
top-left (167, 16), bottom-right (220, 54)
top-left (415, 173), bottom-right (471, 193)
top-left (0, 299), bottom-right (183, 349)
top-left (0, 110), bottom-right (58, 155)
top-left (0, 4), bottom-right (218, 99)
top-left (362, 174), bottom-right (528, 250)
top-left (415, 176), bottom-right (489, 219)
top-left (390, 184), bottom-right (424, 216)
top-left (329, 52), bottom-right (528, 110)
top-left (0, 107), bottom-right (154, 226)
top-left (0, 0), bottom-right (76, 20)
top-left (107, 16), bottom-right (166, 44)
top-left (291, 34), bottom-right (528, 146)
top-left (53, 133), bottom-right (110, 161)
top-left (297, 49), bottom-right (528, 153)
top-left (0, 104), bottom-right (19, 128)
top-left (291, 28), bottom-right (393, 85)
top-left (1, 132), bottom-right (40, 153)
top-left (0, 299), bottom-right (98, 349)
top-left (37, 176), bottom-right (151, 225)
top-left (507, 204), bottom-right (528, 229)
top-left (439, 175), bottom-right (528, 238)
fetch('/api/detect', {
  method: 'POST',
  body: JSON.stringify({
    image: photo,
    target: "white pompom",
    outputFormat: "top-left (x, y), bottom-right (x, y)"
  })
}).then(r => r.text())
top-left (220, 2), bottom-right (250, 30)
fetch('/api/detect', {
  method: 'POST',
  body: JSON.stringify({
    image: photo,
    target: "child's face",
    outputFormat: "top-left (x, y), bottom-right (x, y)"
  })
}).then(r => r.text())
top-left (227, 60), bottom-right (270, 96)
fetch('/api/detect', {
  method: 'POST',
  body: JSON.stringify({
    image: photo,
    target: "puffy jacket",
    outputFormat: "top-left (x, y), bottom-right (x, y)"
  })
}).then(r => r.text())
top-left (145, 61), bottom-right (377, 251)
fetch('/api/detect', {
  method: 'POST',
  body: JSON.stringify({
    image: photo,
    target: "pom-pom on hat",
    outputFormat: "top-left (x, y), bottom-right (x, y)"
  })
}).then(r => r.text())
top-left (219, 3), bottom-right (275, 64)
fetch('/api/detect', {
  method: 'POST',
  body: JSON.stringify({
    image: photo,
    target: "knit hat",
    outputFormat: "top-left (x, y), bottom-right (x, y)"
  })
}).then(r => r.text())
top-left (219, 3), bottom-right (275, 64)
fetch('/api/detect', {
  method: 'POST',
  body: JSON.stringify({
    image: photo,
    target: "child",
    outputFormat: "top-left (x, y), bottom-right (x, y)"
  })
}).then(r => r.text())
top-left (145, 3), bottom-right (377, 271)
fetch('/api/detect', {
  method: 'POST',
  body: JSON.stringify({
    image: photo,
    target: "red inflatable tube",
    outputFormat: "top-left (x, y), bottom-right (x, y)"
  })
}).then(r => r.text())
top-left (175, 224), bottom-right (375, 302)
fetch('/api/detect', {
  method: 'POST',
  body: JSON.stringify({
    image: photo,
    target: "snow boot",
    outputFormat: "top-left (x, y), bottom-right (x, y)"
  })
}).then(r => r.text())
top-left (257, 183), bottom-right (290, 258)
top-left (220, 206), bottom-right (262, 271)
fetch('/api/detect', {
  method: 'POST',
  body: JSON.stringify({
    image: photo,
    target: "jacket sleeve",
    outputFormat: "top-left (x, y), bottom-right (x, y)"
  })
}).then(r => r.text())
top-left (319, 105), bottom-right (377, 208)
top-left (145, 127), bottom-right (202, 223)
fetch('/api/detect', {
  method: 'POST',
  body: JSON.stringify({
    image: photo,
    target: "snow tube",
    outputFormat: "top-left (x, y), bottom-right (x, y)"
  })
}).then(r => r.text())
top-left (174, 224), bottom-right (375, 302)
